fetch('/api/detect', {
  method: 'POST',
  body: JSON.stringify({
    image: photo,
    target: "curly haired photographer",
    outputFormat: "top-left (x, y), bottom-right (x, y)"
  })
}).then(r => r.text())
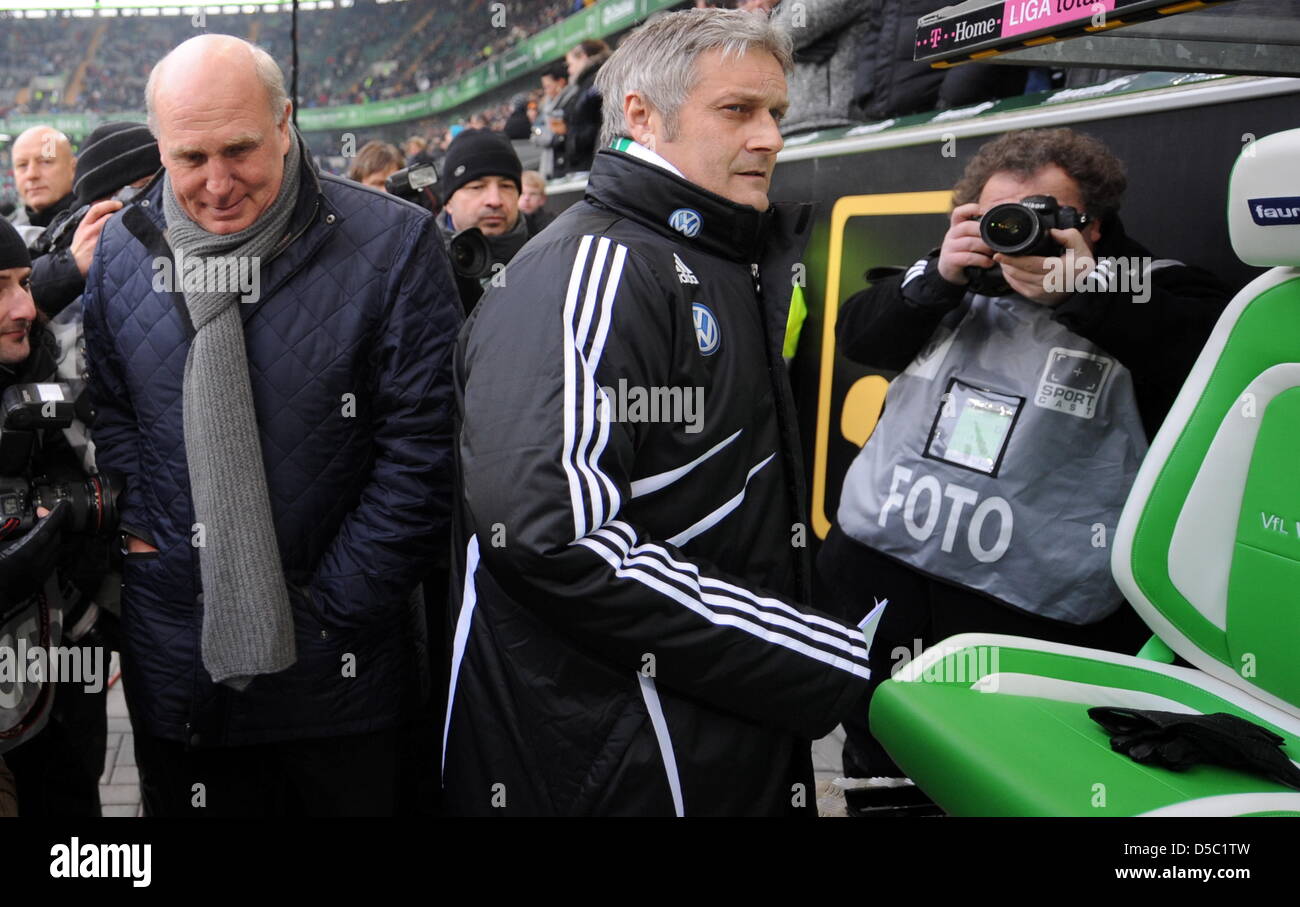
top-left (820, 128), bottom-right (1232, 798)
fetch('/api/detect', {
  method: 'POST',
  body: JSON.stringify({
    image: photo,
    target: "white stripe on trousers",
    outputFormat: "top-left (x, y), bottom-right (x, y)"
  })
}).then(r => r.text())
top-left (442, 534), bottom-right (481, 779)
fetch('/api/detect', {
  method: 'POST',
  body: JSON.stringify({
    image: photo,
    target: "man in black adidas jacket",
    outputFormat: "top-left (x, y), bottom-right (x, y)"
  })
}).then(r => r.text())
top-left (443, 8), bottom-right (871, 816)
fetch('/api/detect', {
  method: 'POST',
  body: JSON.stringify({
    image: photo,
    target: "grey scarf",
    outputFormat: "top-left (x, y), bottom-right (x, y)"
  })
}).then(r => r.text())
top-left (162, 134), bottom-right (302, 690)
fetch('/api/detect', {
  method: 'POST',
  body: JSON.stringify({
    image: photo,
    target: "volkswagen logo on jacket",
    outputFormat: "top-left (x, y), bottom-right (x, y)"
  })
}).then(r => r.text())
top-left (668, 208), bottom-right (702, 238)
top-left (692, 302), bottom-right (720, 355)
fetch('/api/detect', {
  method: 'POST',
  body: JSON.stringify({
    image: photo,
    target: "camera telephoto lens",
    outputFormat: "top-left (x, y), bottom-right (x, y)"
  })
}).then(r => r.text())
top-left (32, 474), bottom-right (116, 535)
top-left (981, 202), bottom-right (1042, 255)
top-left (449, 228), bottom-right (493, 280)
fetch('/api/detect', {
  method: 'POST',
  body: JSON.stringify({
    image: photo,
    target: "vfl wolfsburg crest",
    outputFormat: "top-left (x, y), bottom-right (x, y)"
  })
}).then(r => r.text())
top-left (669, 208), bottom-right (702, 238)
top-left (692, 302), bottom-right (720, 355)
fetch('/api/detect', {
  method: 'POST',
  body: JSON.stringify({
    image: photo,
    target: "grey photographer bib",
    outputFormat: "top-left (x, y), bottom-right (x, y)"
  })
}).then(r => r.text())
top-left (837, 293), bottom-right (1148, 624)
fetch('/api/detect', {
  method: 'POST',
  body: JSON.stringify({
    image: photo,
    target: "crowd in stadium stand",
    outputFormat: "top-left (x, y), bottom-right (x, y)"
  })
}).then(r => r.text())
top-left (1, 0), bottom-right (573, 117)
top-left (1, 0), bottom-right (1122, 200)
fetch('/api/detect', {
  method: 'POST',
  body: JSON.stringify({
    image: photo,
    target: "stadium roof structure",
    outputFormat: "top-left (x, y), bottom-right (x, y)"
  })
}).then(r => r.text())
top-left (0, 0), bottom-right (359, 12)
top-left (915, 0), bottom-right (1300, 77)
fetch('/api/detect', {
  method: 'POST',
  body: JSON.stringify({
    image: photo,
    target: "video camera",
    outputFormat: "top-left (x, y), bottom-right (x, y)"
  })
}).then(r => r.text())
top-left (0, 383), bottom-right (116, 543)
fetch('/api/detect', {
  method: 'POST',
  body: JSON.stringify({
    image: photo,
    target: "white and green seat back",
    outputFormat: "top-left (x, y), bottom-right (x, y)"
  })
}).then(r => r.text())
top-left (1113, 126), bottom-right (1300, 717)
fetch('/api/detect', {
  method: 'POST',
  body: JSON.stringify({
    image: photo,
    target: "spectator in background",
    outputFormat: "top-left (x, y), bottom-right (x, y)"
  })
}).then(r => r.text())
top-left (8, 126), bottom-right (76, 246)
top-left (768, 0), bottom-right (872, 135)
top-left (558, 38), bottom-right (610, 174)
top-left (404, 135), bottom-right (429, 163)
top-left (518, 169), bottom-right (554, 232)
top-left (531, 61), bottom-right (571, 179)
top-left (503, 94), bottom-right (534, 141)
top-left (29, 121), bottom-right (161, 318)
top-left (347, 140), bottom-right (405, 190)
top-left (518, 169), bottom-right (547, 217)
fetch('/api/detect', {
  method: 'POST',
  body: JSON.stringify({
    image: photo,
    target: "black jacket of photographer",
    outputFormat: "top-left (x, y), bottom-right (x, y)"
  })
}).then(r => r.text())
top-left (0, 323), bottom-right (108, 610)
top-left (27, 202), bottom-right (90, 319)
top-left (836, 215), bottom-right (1231, 438)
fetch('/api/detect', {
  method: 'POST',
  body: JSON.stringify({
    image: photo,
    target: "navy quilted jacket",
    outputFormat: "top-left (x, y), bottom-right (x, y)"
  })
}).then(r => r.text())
top-left (81, 147), bottom-right (463, 746)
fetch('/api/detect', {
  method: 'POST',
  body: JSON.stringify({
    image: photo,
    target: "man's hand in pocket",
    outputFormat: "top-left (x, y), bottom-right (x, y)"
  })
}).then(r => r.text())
top-left (124, 534), bottom-right (159, 555)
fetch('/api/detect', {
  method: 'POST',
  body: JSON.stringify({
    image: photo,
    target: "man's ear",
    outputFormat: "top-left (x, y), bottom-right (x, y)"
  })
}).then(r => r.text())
top-left (1085, 216), bottom-right (1103, 249)
top-left (623, 91), bottom-right (655, 147)
top-left (279, 101), bottom-right (293, 154)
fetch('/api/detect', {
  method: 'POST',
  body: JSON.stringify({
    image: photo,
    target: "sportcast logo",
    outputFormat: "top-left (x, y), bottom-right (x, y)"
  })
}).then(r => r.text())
top-left (1248, 196), bottom-right (1300, 225)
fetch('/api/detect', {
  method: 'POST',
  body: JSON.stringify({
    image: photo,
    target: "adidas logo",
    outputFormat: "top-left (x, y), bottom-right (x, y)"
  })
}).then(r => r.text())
top-left (674, 253), bottom-right (699, 285)
top-left (902, 258), bottom-right (928, 287)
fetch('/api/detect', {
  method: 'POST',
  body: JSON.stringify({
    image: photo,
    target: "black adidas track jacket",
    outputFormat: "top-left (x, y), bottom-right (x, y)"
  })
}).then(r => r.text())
top-left (443, 148), bottom-right (871, 816)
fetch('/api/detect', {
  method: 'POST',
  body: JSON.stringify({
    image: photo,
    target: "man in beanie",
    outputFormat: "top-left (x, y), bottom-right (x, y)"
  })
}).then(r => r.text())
top-left (0, 216), bottom-right (113, 816)
top-left (439, 127), bottom-right (525, 240)
top-left (437, 128), bottom-right (535, 311)
top-left (29, 121), bottom-right (161, 318)
top-left (7, 126), bottom-right (76, 244)
top-left (81, 35), bottom-right (462, 816)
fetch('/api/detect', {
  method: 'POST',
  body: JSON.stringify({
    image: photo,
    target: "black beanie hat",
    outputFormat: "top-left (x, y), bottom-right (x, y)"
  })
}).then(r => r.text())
top-left (73, 122), bottom-right (161, 207)
top-left (441, 129), bottom-right (522, 201)
top-left (0, 217), bottom-right (32, 272)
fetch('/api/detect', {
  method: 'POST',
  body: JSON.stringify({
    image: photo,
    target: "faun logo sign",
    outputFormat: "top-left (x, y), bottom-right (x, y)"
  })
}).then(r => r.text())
top-left (1249, 196), bottom-right (1300, 226)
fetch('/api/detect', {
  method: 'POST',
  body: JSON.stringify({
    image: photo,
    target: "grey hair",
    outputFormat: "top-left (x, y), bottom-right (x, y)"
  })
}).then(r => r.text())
top-left (146, 37), bottom-right (289, 135)
top-left (595, 8), bottom-right (793, 148)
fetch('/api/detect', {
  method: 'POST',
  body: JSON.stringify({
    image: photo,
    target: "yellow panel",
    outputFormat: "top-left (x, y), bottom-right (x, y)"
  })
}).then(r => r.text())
top-left (812, 191), bottom-right (953, 539)
top-left (840, 375), bottom-right (891, 448)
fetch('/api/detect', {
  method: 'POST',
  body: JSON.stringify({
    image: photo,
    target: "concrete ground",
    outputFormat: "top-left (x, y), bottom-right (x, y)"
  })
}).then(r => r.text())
top-left (98, 653), bottom-right (142, 817)
top-left (98, 654), bottom-right (849, 818)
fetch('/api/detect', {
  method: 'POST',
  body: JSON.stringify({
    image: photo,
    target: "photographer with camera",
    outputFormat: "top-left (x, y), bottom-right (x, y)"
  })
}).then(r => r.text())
top-left (0, 216), bottom-right (117, 816)
top-left (437, 129), bottom-right (537, 312)
top-left (821, 128), bottom-right (1231, 802)
top-left (28, 122), bottom-right (161, 319)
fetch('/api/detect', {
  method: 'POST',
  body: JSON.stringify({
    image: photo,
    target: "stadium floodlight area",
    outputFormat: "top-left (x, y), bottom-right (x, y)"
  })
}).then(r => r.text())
top-left (0, 0), bottom-right (367, 13)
